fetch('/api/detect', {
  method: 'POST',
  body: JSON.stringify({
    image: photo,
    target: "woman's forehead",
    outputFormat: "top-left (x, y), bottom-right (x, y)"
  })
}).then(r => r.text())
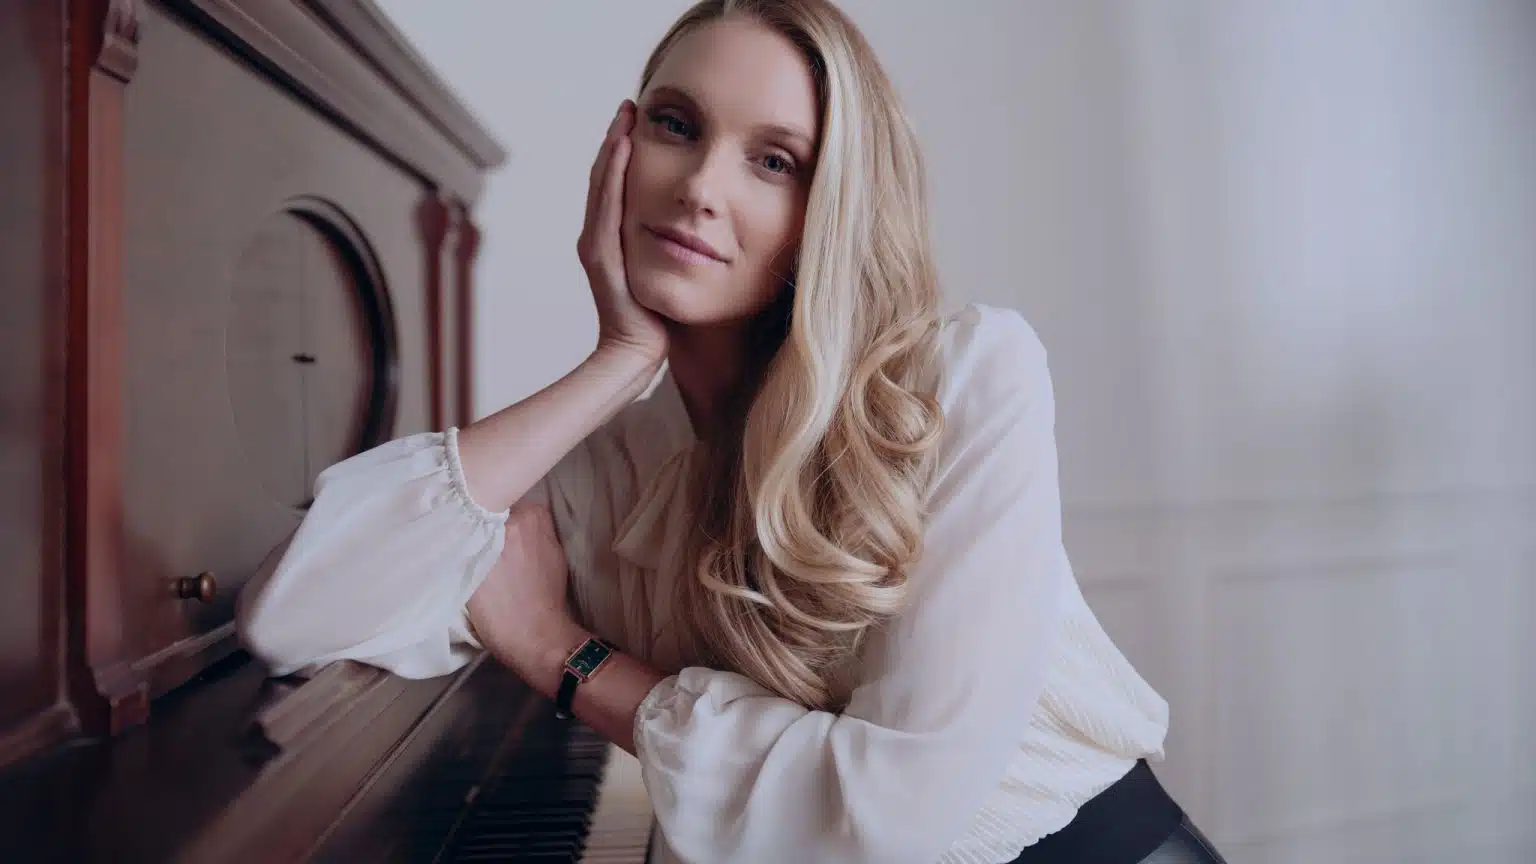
top-left (645, 18), bottom-right (820, 138)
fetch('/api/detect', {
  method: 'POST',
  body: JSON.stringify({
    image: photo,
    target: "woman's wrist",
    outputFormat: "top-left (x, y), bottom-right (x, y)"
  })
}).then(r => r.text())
top-left (586, 340), bottom-right (666, 393)
top-left (496, 617), bottom-right (663, 755)
top-left (521, 620), bottom-right (591, 701)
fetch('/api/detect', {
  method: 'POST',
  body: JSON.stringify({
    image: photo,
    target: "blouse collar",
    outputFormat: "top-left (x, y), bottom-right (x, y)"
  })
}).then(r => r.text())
top-left (651, 366), bottom-right (699, 453)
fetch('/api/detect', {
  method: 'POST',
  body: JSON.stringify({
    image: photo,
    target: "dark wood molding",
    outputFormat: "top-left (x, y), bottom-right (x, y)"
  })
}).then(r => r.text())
top-left (136, 624), bottom-right (243, 702)
top-left (252, 660), bottom-right (391, 750)
top-left (303, 0), bottom-right (507, 170)
top-left (453, 200), bottom-right (482, 426)
top-left (165, 0), bottom-right (504, 204)
top-left (0, 706), bottom-right (80, 773)
top-left (97, 0), bottom-right (142, 81)
top-left (66, 0), bottom-right (148, 736)
top-left (88, 662), bottom-right (150, 734)
top-left (417, 192), bottom-right (451, 431)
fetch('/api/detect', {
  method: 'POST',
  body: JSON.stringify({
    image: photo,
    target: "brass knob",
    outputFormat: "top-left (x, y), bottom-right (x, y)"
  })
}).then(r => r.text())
top-left (176, 571), bottom-right (218, 603)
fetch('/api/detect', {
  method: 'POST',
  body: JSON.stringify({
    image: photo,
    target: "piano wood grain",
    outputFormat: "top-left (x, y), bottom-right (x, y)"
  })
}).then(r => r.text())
top-left (0, 652), bottom-right (493, 863)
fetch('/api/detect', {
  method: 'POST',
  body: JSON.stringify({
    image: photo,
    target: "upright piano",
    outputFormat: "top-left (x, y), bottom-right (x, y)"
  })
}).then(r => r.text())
top-left (0, 1), bottom-right (649, 860)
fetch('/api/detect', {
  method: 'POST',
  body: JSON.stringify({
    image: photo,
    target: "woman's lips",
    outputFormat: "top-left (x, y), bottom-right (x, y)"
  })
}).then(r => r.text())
top-left (644, 225), bottom-right (728, 266)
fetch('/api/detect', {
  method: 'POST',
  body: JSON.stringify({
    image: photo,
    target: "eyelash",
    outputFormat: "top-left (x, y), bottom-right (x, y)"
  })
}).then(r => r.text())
top-left (646, 109), bottom-right (798, 178)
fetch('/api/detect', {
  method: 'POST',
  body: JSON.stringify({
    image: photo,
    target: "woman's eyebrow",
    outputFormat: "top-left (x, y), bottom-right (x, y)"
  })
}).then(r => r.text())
top-left (645, 84), bottom-right (702, 111)
top-left (754, 120), bottom-right (814, 151)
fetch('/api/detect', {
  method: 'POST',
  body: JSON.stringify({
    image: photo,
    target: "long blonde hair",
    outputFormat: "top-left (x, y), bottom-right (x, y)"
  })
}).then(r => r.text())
top-left (643, 0), bottom-right (944, 711)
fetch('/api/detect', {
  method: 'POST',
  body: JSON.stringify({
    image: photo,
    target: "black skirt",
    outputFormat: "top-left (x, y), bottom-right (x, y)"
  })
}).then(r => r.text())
top-left (1006, 761), bottom-right (1227, 864)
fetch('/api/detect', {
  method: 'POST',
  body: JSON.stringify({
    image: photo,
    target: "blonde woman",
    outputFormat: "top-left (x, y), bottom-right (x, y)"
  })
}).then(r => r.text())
top-left (237, 2), bottom-right (1226, 862)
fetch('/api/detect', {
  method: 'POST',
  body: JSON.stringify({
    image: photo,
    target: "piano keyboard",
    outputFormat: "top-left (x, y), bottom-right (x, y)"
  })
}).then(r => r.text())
top-left (440, 719), bottom-right (652, 863)
top-left (310, 659), bottom-right (653, 864)
top-left (579, 745), bottom-right (653, 863)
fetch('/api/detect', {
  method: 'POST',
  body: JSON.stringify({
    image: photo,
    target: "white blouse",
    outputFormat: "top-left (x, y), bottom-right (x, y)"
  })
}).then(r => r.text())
top-left (236, 303), bottom-right (1169, 864)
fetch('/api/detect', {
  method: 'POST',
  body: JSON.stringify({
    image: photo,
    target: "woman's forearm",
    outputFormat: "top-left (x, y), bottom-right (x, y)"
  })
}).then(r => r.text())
top-left (456, 346), bottom-right (662, 513)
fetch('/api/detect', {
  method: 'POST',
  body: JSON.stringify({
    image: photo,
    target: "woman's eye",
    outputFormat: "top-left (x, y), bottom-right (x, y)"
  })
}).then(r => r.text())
top-left (650, 111), bottom-right (694, 139)
top-left (761, 153), bottom-right (795, 176)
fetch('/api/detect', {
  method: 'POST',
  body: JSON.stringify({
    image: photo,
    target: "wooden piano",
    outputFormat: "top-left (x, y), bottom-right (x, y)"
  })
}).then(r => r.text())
top-left (0, 1), bottom-right (650, 860)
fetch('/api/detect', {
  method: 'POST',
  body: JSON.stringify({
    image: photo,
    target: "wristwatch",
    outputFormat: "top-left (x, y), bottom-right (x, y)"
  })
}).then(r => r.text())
top-left (555, 636), bottom-right (615, 720)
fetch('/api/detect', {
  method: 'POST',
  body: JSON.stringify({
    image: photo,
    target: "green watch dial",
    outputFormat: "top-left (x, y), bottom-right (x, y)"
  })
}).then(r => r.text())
top-left (565, 638), bottom-right (613, 681)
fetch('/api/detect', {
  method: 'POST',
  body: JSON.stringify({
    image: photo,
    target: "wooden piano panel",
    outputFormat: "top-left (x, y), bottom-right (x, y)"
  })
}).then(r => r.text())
top-left (2, 1), bottom-right (513, 857)
top-left (0, 0), bottom-right (72, 762)
top-left (115, 0), bottom-right (434, 697)
top-left (227, 214), bottom-right (316, 509)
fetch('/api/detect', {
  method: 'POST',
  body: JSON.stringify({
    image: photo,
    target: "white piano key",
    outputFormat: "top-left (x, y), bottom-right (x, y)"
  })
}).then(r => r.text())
top-left (579, 744), bottom-right (653, 864)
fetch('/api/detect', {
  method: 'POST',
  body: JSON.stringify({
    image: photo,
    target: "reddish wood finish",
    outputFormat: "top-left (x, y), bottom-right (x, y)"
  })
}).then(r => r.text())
top-left (3, 0), bottom-right (509, 854)
top-left (0, 0), bottom-right (75, 767)
top-left (454, 201), bottom-right (483, 425)
top-left (418, 192), bottom-right (451, 431)
top-left (66, 0), bottom-right (149, 736)
top-left (0, 0), bottom-right (503, 770)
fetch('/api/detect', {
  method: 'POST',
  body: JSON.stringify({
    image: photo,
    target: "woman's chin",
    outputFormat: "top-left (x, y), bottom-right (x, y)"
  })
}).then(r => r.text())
top-left (629, 268), bottom-right (767, 329)
top-left (630, 272), bottom-right (699, 323)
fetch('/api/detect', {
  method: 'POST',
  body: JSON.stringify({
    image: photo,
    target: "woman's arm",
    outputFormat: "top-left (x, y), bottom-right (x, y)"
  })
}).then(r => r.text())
top-left (456, 345), bottom-right (659, 513)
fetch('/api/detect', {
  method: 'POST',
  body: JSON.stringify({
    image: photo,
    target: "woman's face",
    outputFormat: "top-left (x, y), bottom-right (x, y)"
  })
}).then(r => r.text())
top-left (623, 17), bottom-right (821, 329)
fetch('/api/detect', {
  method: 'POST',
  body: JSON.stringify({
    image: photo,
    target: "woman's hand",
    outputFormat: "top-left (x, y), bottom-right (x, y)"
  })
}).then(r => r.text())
top-left (579, 100), bottom-right (668, 363)
top-left (467, 501), bottom-right (587, 696)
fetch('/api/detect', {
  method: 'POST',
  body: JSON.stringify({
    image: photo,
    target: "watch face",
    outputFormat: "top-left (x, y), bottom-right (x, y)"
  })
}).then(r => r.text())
top-left (566, 639), bottom-right (613, 680)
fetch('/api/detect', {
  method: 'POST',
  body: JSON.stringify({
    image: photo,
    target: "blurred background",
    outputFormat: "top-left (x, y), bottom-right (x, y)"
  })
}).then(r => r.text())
top-left (379, 1), bottom-right (1536, 861)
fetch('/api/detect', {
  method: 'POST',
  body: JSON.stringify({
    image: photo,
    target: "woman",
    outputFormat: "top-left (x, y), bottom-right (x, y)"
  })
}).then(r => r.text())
top-left (237, 1), bottom-right (1226, 862)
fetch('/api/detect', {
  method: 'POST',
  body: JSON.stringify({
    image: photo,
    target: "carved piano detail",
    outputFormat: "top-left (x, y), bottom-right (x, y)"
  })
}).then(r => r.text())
top-left (0, 1), bottom-right (652, 861)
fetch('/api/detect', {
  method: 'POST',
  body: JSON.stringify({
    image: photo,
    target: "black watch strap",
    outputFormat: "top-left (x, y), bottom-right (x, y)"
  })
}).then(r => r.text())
top-left (554, 672), bottom-right (580, 721)
top-left (554, 637), bottom-right (614, 720)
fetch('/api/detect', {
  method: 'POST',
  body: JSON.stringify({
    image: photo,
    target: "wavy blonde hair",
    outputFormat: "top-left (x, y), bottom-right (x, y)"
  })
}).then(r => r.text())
top-left (642, 0), bottom-right (944, 711)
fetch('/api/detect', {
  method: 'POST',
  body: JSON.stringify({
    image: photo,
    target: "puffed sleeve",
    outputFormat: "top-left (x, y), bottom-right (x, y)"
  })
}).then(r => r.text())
top-left (633, 310), bottom-right (1070, 864)
top-left (237, 427), bottom-right (509, 680)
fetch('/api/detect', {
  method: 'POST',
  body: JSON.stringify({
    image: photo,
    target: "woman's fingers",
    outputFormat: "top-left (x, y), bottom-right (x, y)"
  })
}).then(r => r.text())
top-left (585, 109), bottom-right (621, 219)
top-left (580, 101), bottom-right (633, 270)
top-left (596, 117), bottom-right (633, 265)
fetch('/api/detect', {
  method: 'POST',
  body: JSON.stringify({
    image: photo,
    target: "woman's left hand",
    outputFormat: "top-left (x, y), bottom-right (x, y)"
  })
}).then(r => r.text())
top-left (467, 501), bottom-right (588, 696)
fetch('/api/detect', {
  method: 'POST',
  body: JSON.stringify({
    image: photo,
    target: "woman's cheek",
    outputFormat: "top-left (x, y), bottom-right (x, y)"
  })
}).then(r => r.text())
top-left (626, 136), bottom-right (675, 192)
top-left (621, 143), bottom-right (648, 213)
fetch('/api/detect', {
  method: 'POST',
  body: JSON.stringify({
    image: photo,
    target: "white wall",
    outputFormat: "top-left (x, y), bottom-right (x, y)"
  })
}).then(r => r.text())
top-left (380, 1), bottom-right (1536, 860)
